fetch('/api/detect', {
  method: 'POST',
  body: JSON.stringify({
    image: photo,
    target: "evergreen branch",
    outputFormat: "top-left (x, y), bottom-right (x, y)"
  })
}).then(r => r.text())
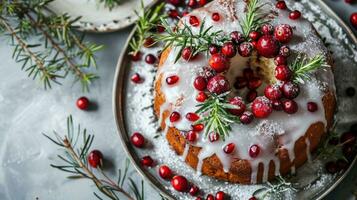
top-left (0, 0), bottom-right (103, 91)
top-left (43, 115), bottom-right (145, 200)
top-left (240, 0), bottom-right (270, 38)
top-left (158, 18), bottom-right (230, 62)
top-left (290, 54), bottom-right (327, 84)
top-left (98, 0), bottom-right (121, 10)
top-left (195, 92), bottom-right (240, 141)
top-left (253, 176), bottom-right (297, 200)
top-left (129, 1), bottom-right (165, 54)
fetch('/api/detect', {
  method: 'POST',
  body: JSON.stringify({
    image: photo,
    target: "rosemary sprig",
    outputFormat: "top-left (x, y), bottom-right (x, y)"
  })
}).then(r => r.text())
top-left (0, 0), bottom-right (103, 91)
top-left (98, 0), bottom-right (121, 10)
top-left (290, 54), bottom-right (327, 84)
top-left (195, 92), bottom-right (240, 141)
top-left (240, 0), bottom-right (269, 38)
top-left (158, 18), bottom-right (230, 62)
top-left (43, 116), bottom-right (144, 200)
top-left (253, 176), bottom-right (298, 200)
top-left (129, 2), bottom-right (165, 54)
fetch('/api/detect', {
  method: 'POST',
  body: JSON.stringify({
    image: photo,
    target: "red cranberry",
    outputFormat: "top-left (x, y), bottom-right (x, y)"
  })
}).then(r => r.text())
top-left (249, 197), bottom-right (257, 200)
top-left (131, 73), bottom-right (141, 83)
top-left (76, 96), bottom-right (90, 110)
top-left (234, 77), bottom-right (248, 89)
top-left (157, 24), bottom-right (165, 33)
top-left (207, 75), bottom-right (231, 94)
top-left (276, 1), bottom-right (287, 9)
top-left (130, 132), bottom-right (145, 148)
top-left (256, 35), bottom-right (279, 58)
top-left (194, 76), bottom-right (207, 91)
top-left (325, 161), bottom-right (338, 174)
top-left (229, 97), bottom-right (246, 116)
top-left (186, 130), bottom-right (198, 142)
top-left (209, 54), bottom-right (229, 72)
top-left (170, 111), bottom-right (181, 122)
top-left (282, 81), bottom-right (300, 99)
top-left (182, 11), bottom-right (189, 17)
top-left (189, 185), bottom-right (200, 196)
top-left (249, 144), bottom-right (261, 158)
top-left (131, 51), bottom-right (141, 61)
top-left (212, 12), bottom-right (220, 21)
top-left (275, 65), bottom-right (292, 81)
top-left (351, 13), bottom-right (357, 29)
top-left (141, 156), bottom-right (154, 167)
top-left (166, 75), bottom-right (179, 85)
top-left (274, 24), bottom-right (293, 43)
top-left (343, 144), bottom-right (356, 161)
top-left (243, 68), bottom-right (254, 79)
top-left (345, 0), bottom-right (353, 3)
top-left (198, 0), bottom-right (207, 6)
top-left (215, 191), bottom-right (225, 200)
top-left (145, 54), bottom-right (156, 64)
top-left (159, 165), bottom-right (172, 179)
top-left (238, 42), bottom-right (254, 57)
top-left (182, 47), bottom-right (194, 60)
top-left (307, 102), bottom-right (318, 112)
top-left (171, 175), bottom-right (188, 192)
top-left (168, 0), bottom-right (180, 6)
top-left (240, 111), bottom-right (254, 124)
top-left (186, 112), bottom-right (200, 121)
top-left (143, 37), bottom-right (155, 48)
top-left (248, 77), bottom-right (262, 90)
top-left (261, 24), bottom-right (274, 35)
top-left (289, 10), bottom-right (301, 20)
top-left (246, 90), bottom-right (258, 103)
top-left (340, 132), bottom-right (356, 145)
top-left (196, 197), bottom-right (203, 200)
top-left (224, 143), bottom-right (235, 154)
top-left (282, 99), bottom-right (298, 114)
top-left (88, 150), bottom-right (103, 168)
top-left (264, 84), bottom-right (282, 100)
top-left (168, 9), bottom-right (179, 19)
top-left (251, 41), bottom-right (257, 48)
top-left (279, 45), bottom-right (291, 57)
top-left (221, 42), bottom-right (237, 58)
top-left (230, 31), bottom-right (244, 44)
top-left (272, 100), bottom-right (283, 111)
top-left (249, 31), bottom-right (261, 41)
top-left (336, 159), bottom-right (349, 171)
top-left (251, 97), bottom-right (273, 118)
top-left (274, 55), bottom-right (287, 65)
top-left (196, 92), bottom-right (208, 102)
top-left (209, 45), bottom-right (219, 55)
top-left (206, 194), bottom-right (214, 200)
top-left (189, 16), bottom-right (200, 27)
top-left (192, 124), bottom-right (204, 132)
top-left (209, 132), bottom-right (220, 142)
top-left (188, 0), bottom-right (196, 7)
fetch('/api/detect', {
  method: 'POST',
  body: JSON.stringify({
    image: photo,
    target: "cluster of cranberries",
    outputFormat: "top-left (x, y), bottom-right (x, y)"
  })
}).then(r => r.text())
top-left (325, 125), bottom-right (357, 174)
top-left (130, 132), bottom-right (226, 198)
top-left (167, 0), bottom-right (207, 20)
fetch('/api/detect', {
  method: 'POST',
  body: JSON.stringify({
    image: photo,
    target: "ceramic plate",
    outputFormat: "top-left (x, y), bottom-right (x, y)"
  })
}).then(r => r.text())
top-left (48, 0), bottom-right (157, 32)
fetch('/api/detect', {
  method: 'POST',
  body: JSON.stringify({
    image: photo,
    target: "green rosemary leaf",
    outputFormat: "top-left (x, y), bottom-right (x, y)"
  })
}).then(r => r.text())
top-left (290, 54), bottom-right (326, 83)
top-left (98, 0), bottom-right (121, 10)
top-left (240, 0), bottom-right (269, 38)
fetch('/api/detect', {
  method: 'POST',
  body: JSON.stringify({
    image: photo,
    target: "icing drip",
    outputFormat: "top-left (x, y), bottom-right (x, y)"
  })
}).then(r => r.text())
top-left (305, 137), bottom-right (312, 163)
top-left (155, 0), bottom-right (334, 183)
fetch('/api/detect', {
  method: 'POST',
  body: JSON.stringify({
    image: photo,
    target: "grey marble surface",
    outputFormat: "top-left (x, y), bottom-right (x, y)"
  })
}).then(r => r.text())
top-left (0, 1), bottom-right (356, 200)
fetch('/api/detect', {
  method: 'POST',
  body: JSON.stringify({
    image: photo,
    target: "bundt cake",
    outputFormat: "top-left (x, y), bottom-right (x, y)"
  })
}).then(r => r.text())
top-left (154, 0), bottom-right (336, 184)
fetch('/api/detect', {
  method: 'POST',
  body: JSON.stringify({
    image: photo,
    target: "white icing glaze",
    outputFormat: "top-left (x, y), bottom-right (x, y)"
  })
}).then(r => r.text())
top-left (155, 0), bottom-right (335, 183)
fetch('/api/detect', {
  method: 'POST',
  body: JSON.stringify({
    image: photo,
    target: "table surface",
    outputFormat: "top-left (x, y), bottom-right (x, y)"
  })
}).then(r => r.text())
top-left (0, 1), bottom-right (356, 200)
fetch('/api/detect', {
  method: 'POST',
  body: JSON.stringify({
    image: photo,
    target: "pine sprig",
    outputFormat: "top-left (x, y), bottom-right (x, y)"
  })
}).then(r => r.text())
top-left (129, 2), bottom-right (165, 54)
top-left (195, 92), bottom-right (240, 141)
top-left (290, 54), bottom-right (327, 84)
top-left (98, 0), bottom-right (121, 10)
top-left (253, 176), bottom-right (298, 200)
top-left (0, 0), bottom-right (103, 91)
top-left (158, 18), bottom-right (230, 62)
top-left (43, 116), bottom-right (144, 200)
top-left (240, 0), bottom-right (270, 38)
